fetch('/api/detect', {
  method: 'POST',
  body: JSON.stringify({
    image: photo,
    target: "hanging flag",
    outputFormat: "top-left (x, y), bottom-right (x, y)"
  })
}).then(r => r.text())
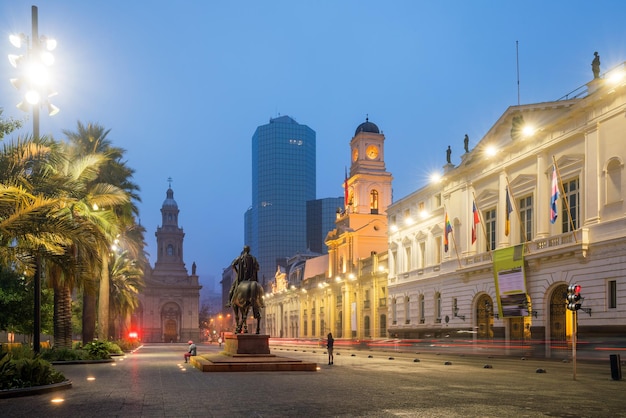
top-left (444, 212), bottom-right (452, 252)
top-left (505, 186), bottom-right (512, 236)
top-left (550, 165), bottom-right (559, 224)
top-left (344, 166), bottom-right (349, 207)
top-left (472, 201), bottom-right (480, 244)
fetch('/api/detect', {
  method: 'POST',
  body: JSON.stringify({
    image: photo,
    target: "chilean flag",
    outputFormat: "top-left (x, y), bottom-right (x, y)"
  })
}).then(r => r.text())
top-left (550, 165), bottom-right (559, 224)
top-left (472, 201), bottom-right (479, 244)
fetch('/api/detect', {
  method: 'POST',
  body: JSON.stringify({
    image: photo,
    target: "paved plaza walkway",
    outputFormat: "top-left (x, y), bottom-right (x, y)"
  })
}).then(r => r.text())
top-left (1, 342), bottom-right (625, 417)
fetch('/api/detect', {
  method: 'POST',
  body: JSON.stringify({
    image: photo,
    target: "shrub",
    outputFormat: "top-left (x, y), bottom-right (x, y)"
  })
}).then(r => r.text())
top-left (0, 352), bottom-right (65, 390)
top-left (83, 340), bottom-right (111, 360)
top-left (40, 347), bottom-right (88, 362)
top-left (114, 339), bottom-right (140, 353)
top-left (12, 357), bottom-right (65, 387)
top-left (1, 344), bottom-right (34, 360)
top-left (104, 341), bottom-right (123, 355)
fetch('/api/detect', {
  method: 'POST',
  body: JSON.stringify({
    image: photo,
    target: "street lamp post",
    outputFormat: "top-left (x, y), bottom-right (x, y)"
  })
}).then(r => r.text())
top-left (8, 5), bottom-right (58, 354)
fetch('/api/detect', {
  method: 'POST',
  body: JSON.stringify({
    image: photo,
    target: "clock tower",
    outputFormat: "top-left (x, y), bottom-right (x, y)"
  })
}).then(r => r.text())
top-left (347, 117), bottom-right (392, 217)
top-left (326, 117), bottom-right (393, 278)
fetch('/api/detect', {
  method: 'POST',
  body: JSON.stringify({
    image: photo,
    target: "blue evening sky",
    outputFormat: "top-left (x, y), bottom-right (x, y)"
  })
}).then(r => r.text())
top-left (2, 1), bottom-right (626, 293)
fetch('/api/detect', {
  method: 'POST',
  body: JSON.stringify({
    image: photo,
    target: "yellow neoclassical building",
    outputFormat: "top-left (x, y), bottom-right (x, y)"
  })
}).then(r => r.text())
top-left (264, 118), bottom-right (393, 340)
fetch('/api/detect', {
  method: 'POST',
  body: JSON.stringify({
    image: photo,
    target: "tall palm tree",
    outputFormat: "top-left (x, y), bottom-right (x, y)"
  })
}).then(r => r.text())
top-left (54, 150), bottom-right (129, 345)
top-left (109, 250), bottom-right (144, 340)
top-left (0, 136), bottom-right (92, 349)
top-left (63, 122), bottom-right (144, 342)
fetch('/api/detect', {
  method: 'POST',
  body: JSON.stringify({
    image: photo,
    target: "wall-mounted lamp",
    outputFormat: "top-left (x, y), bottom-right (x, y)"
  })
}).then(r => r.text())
top-left (453, 306), bottom-right (465, 321)
top-left (522, 299), bottom-right (539, 318)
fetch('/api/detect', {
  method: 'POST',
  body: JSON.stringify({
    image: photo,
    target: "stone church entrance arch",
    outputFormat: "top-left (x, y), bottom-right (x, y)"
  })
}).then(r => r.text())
top-left (161, 302), bottom-right (181, 342)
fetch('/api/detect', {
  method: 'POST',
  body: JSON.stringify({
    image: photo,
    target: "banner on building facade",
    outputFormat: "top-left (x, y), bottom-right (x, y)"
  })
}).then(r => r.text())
top-left (493, 244), bottom-right (528, 318)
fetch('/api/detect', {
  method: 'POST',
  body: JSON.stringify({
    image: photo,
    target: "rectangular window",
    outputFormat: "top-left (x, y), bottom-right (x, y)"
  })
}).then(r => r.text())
top-left (419, 295), bottom-right (425, 323)
top-left (434, 193), bottom-right (442, 208)
top-left (485, 208), bottom-right (496, 251)
top-left (608, 280), bottom-right (617, 309)
top-left (436, 293), bottom-right (442, 321)
top-left (419, 242), bottom-right (426, 269)
top-left (562, 178), bottom-right (580, 232)
top-left (435, 236), bottom-right (442, 264)
top-left (404, 296), bottom-right (410, 324)
top-left (519, 195), bottom-right (533, 242)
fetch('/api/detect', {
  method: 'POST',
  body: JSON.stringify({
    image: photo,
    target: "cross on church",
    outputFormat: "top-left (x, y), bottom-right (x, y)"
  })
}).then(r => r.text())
top-left (168, 177), bottom-right (173, 188)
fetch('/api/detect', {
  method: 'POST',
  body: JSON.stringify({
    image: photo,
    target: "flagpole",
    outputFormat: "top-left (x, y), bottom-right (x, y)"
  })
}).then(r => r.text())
top-left (552, 156), bottom-right (578, 243)
top-left (505, 177), bottom-right (531, 251)
top-left (444, 205), bottom-right (463, 269)
top-left (472, 192), bottom-right (492, 257)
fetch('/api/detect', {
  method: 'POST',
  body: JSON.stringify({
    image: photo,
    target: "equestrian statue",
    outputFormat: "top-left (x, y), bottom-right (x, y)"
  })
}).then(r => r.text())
top-left (227, 245), bottom-right (264, 334)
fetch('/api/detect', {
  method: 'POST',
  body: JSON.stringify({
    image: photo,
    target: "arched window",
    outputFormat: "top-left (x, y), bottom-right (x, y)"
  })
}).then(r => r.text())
top-left (167, 244), bottom-right (174, 256)
top-left (370, 190), bottom-right (379, 214)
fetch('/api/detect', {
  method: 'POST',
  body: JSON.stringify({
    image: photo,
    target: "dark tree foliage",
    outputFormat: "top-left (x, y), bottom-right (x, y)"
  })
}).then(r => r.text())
top-left (0, 266), bottom-right (53, 337)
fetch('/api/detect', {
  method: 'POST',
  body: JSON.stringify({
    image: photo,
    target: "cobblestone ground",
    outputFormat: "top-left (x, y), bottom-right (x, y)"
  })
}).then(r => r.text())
top-left (1, 342), bottom-right (624, 417)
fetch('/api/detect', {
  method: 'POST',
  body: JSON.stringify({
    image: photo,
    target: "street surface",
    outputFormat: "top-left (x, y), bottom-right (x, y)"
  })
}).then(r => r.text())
top-left (1, 342), bottom-right (624, 417)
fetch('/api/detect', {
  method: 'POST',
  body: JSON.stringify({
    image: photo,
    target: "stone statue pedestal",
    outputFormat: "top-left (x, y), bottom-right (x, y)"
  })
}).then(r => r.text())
top-left (224, 333), bottom-right (270, 355)
top-left (191, 332), bottom-right (317, 371)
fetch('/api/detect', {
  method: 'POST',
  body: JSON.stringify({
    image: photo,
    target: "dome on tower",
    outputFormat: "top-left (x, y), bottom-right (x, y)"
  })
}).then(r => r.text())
top-left (162, 187), bottom-right (178, 208)
top-left (354, 117), bottom-right (380, 136)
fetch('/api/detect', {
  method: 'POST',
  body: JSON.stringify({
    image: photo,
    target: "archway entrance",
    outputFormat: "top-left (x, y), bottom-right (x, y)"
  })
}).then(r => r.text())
top-left (549, 284), bottom-right (568, 356)
top-left (161, 302), bottom-right (181, 342)
top-left (476, 294), bottom-right (494, 339)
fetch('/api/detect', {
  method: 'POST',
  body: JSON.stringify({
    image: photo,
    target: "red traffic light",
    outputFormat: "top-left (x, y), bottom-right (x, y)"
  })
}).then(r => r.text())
top-left (567, 284), bottom-right (582, 311)
top-left (568, 284), bottom-right (581, 294)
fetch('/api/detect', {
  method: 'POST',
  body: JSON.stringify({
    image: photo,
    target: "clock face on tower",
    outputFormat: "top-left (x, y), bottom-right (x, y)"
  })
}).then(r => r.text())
top-left (366, 145), bottom-right (379, 159)
top-left (352, 147), bottom-right (359, 161)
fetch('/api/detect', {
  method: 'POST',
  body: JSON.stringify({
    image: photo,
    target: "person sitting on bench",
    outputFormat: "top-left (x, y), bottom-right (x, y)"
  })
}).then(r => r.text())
top-left (184, 340), bottom-right (196, 363)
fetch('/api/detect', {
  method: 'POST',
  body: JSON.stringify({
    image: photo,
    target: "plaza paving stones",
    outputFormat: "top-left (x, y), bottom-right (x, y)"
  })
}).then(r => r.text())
top-left (0, 342), bottom-right (625, 417)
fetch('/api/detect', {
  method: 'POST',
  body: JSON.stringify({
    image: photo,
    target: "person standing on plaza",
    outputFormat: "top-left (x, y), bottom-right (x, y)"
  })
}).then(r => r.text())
top-left (327, 332), bottom-right (334, 365)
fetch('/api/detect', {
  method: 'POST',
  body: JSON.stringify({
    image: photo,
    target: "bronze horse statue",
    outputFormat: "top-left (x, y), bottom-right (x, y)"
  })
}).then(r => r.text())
top-left (231, 280), bottom-right (264, 334)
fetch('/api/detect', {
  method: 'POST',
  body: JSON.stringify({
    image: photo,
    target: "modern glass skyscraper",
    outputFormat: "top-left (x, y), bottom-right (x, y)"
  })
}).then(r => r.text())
top-left (248, 115), bottom-right (316, 283)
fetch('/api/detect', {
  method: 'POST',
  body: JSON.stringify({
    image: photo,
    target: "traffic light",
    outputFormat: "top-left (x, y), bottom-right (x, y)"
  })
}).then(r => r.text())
top-left (567, 284), bottom-right (582, 311)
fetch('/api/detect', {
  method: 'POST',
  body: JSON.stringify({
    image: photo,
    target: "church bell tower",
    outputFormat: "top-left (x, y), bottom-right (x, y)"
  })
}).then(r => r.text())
top-left (154, 185), bottom-right (187, 274)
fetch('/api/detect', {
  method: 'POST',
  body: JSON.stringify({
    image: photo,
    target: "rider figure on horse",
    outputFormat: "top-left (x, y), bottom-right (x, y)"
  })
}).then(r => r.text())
top-left (226, 245), bottom-right (262, 307)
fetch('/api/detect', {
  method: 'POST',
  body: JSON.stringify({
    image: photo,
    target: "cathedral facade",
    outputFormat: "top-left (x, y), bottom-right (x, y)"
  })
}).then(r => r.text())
top-left (136, 186), bottom-right (201, 343)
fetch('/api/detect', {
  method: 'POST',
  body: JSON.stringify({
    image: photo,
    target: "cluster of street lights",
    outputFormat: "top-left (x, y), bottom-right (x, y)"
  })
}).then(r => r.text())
top-left (7, 5), bottom-right (59, 139)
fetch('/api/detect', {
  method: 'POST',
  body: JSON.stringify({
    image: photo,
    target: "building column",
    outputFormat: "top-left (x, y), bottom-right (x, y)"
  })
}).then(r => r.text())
top-left (536, 152), bottom-right (549, 238)
top-left (584, 124), bottom-right (601, 225)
